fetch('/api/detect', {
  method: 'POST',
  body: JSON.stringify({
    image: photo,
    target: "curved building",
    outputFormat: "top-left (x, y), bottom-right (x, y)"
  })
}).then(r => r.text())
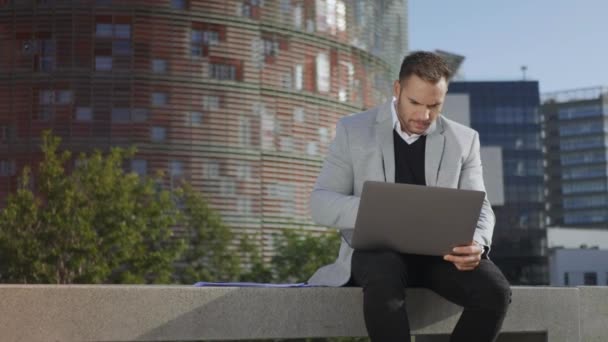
top-left (0, 0), bottom-right (408, 255)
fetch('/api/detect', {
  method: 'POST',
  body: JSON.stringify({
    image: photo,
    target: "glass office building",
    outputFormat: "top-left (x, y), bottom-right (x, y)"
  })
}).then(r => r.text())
top-left (449, 81), bottom-right (547, 285)
top-left (0, 0), bottom-right (408, 256)
top-left (542, 87), bottom-right (608, 228)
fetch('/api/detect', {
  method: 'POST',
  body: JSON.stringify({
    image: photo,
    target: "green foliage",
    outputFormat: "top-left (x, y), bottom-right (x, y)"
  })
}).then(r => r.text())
top-left (271, 228), bottom-right (341, 283)
top-left (0, 131), bottom-right (182, 283)
top-left (174, 183), bottom-right (241, 283)
top-left (238, 236), bottom-right (274, 283)
top-left (0, 131), bottom-right (346, 290)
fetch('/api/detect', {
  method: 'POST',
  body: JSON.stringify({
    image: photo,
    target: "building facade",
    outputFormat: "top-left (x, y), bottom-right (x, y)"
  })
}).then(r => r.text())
top-left (542, 87), bottom-right (608, 228)
top-left (0, 0), bottom-right (408, 255)
top-left (449, 81), bottom-right (547, 285)
top-left (547, 227), bottom-right (608, 286)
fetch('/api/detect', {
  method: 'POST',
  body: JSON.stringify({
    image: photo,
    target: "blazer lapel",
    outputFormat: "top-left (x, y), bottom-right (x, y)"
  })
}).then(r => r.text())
top-left (375, 101), bottom-right (395, 182)
top-left (425, 118), bottom-right (446, 187)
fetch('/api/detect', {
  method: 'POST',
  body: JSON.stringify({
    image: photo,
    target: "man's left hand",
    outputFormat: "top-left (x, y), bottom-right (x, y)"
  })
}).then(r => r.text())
top-left (443, 242), bottom-right (483, 271)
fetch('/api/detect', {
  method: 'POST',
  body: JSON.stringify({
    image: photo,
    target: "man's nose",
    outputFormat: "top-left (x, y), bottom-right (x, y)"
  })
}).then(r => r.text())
top-left (415, 109), bottom-right (430, 120)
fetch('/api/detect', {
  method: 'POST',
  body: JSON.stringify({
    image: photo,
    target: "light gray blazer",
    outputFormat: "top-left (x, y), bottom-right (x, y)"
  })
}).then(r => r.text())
top-left (307, 100), bottom-right (495, 287)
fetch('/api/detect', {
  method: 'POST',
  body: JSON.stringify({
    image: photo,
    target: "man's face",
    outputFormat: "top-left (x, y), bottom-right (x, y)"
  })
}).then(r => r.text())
top-left (393, 74), bottom-right (448, 135)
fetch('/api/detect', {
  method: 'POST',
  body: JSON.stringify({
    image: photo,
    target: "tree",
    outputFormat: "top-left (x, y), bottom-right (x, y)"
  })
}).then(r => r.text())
top-left (271, 228), bottom-right (341, 283)
top-left (0, 131), bottom-right (183, 284)
top-left (174, 183), bottom-right (241, 283)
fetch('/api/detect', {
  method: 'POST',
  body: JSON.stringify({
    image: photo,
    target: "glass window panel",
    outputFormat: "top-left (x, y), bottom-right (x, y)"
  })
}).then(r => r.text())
top-left (190, 111), bottom-right (202, 125)
top-left (152, 59), bottom-right (167, 73)
top-left (151, 92), bottom-right (167, 106)
top-left (75, 107), bottom-right (93, 121)
top-left (150, 126), bottom-right (166, 142)
top-left (131, 159), bottom-right (147, 176)
top-left (95, 56), bottom-right (112, 71)
top-left (132, 108), bottom-right (148, 122)
top-left (111, 108), bottom-right (130, 122)
top-left (95, 23), bottom-right (113, 38)
top-left (171, 0), bottom-right (186, 9)
top-left (113, 24), bottom-right (131, 39)
top-left (112, 40), bottom-right (131, 56)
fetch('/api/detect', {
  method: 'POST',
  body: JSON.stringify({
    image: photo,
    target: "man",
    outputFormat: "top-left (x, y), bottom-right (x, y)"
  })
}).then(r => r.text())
top-left (307, 51), bottom-right (511, 341)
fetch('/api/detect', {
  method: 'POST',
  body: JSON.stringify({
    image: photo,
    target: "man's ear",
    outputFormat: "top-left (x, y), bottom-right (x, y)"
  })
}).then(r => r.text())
top-left (393, 80), bottom-right (401, 99)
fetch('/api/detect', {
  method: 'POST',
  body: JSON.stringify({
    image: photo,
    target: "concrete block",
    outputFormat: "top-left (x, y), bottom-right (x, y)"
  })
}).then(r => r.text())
top-left (578, 286), bottom-right (608, 342)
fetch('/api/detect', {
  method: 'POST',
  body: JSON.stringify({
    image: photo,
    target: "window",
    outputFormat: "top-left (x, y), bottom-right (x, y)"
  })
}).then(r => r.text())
top-left (191, 30), bottom-right (203, 56)
top-left (151, 92), bottom-right (167, 106)
top-left (171, 0), bottom-right (186, 9)
top-left (279, 136), bottom-right (293, 152)
top-left (152, 59), bottom-right (167, 73)
top-left (0, 125), bottom-right (15, 142)
top-left (204, 31), bottom-right (219, 45)
top-left (96, 23), bottom-right (131, 39)
top-left (75, 107), bottom-right (93, 121)
top-left (220, 179), bottom-right (236, 195)
top-left (190, 111), bottom-right (203, 125)
top-left (95, 23), bottom-right (113, 38)
top-left (318, 127), bottom-right (329, 144)
top-left (316, 53), bottom-right (330, 93)
top-left (190, 28), bottom-right (219, 57)
top-left (203, 95), bottom-right (220, 110)
top-left (281, 72), bottom-right (292, 89)
top-left (56, 90), bottom-right (73, 104)
top-left (37, 107), bottom-right (53, 121)
top-left (210, 63), bottom-right (236, 80)
top-left (169, 160), bottom-right (183, 177)
top-left (307, 141), bottom-right (318, 155)
top-left (39, 90), bottom-right (54, 105)
top-left (236, 162), bottom-right (251, 180)
top-left (114, 24), bottom-right (130, 39)
top-left (0, 160), bottom-right (16, 177)
top-left (263, 38), bottom-right (278, 57)
top-left (150, 126), bottom-right (166, 142)
top-left (37, 39), bottom-right (55, 72)
top-left (336, 0), bottom-right (346, 31)
top-left (584, 272), bottom-right (597, 285)
top-left (237, 197), bottom-right (252, 214)
top-left (242, 3), bottom-right (252, 17)
top-left (239, 118), bottom-right (251, 146)
top-left (202, 159), bottom-right (220, 178)
top-left (293, 107), bottom-right (305, 123)
top-left (294, 64), bottom-right (303, 90)
top-left (131, 159), bottom-right (147, 176)
top-left (131, 108), bottom-right (148, 122)
top-left (95, 56), bottom-right (112, 71)
top-left (293, 5), bottom-right (303, 28)
top-left (112, 40), bottom-right (131, 56)
top-left (111, 108), bottom-right (130, 123)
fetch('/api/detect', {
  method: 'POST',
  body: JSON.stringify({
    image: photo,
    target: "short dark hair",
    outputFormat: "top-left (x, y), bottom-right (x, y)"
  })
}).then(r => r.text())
top-left (398, 51), bottom-right (451, 83)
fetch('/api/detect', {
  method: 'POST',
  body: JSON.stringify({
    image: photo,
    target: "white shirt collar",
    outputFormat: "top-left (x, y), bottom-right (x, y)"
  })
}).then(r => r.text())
top-left (391, 97), bottom-right (436, 145)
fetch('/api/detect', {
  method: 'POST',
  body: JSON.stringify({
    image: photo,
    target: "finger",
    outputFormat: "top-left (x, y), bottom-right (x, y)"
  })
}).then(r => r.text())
top-left (452, 245), bottom-right (483, 255)
top-left (444, 254), bottom-right (481, 264)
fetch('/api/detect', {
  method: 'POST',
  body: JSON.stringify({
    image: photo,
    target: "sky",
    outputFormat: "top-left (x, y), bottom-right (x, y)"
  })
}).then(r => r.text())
top-left (409, 0), bottom-right (608, 94)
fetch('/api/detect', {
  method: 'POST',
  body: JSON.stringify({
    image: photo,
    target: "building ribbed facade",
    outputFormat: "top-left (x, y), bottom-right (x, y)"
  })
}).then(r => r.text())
top-left (0, 0), bottom-right (408, 255)
top-left (542, 87), bottom-right (608, 228)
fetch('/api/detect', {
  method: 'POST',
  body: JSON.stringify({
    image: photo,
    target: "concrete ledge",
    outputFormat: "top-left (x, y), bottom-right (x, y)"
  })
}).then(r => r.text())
top-left (579, 286), bottom-right (608, 341)
top-left (0, 285), bottom-right (600, 341)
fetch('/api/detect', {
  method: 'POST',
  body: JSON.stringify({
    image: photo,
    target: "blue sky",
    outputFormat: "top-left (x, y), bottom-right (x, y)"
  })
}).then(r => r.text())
top-left (409, 0), bottom-right (608, 94)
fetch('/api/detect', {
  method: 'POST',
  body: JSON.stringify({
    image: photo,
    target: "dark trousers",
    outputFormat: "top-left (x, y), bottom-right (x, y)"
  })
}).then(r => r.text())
top-left (351, 250), bottom-right (511, 342)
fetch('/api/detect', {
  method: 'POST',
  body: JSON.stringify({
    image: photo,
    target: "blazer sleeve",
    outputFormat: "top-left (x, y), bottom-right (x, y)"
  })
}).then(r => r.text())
top-left (458, 131), bottom-right (495, 247)
top-left (309, 118), bottom-right (360, 229)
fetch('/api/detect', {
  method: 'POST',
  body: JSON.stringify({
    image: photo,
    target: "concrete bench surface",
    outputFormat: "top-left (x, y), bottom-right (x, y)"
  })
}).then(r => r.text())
top-left (0, 285), bottom-right (606, 342)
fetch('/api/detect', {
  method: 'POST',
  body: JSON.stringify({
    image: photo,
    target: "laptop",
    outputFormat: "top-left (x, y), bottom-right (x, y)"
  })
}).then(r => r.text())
top-left (350, 181), bottom-right (485, 256)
